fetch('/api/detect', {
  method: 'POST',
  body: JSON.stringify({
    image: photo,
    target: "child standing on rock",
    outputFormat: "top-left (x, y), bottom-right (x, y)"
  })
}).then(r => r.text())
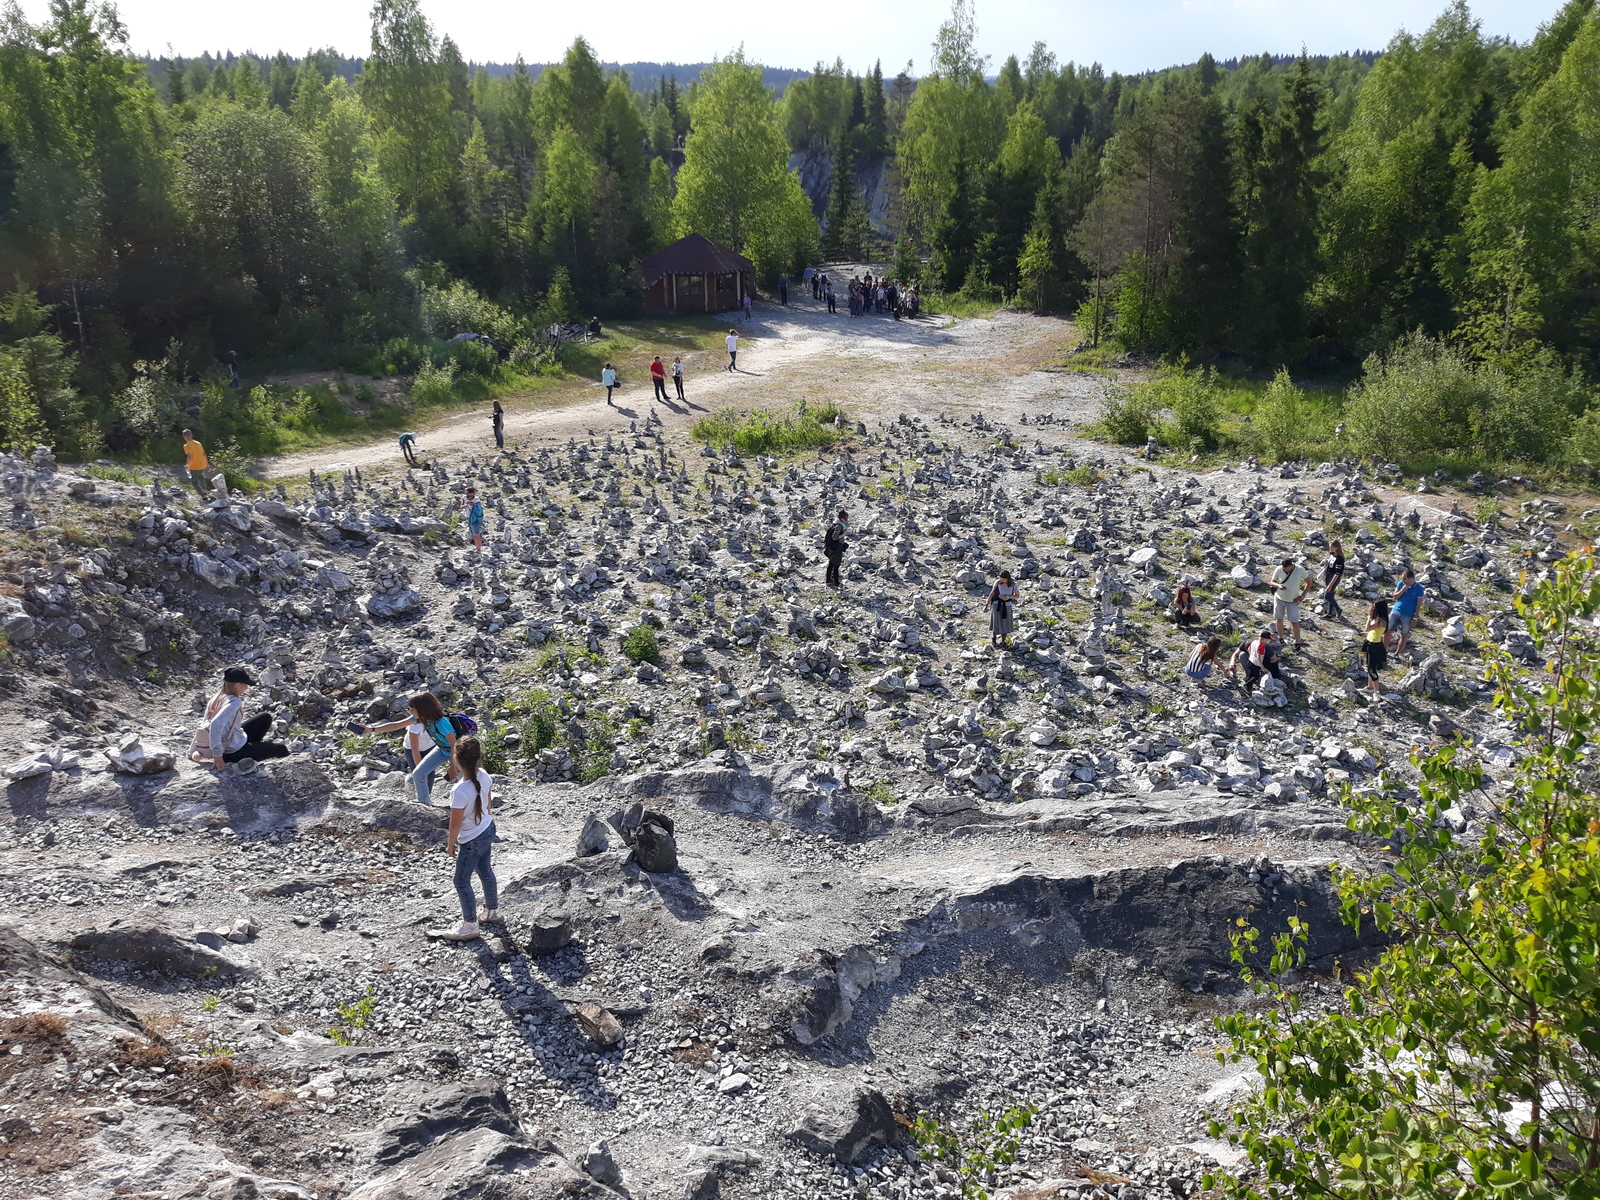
top-left (429, 736), bottom-right (499, 942)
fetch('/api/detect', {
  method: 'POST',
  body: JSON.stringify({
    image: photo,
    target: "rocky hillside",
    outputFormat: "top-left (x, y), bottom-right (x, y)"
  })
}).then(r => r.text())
top-left (0, 412), bottom-right (1563, 1199)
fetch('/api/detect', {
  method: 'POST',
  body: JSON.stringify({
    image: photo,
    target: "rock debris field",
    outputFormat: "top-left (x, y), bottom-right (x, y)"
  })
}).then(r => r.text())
top-left (0, 311), bottom-right (1576, 1199)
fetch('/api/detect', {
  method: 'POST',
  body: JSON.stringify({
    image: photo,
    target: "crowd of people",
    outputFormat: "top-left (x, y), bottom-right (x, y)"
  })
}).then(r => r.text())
top-left (801, 266), bottom-right (919, 320)
top-left (1168, 543), bottom-right (1428, 699)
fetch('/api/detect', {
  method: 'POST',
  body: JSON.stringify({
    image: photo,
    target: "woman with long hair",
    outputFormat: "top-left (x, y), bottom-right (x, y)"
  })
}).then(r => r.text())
top-left (986, 570), bottom-right (1020, 649)
top-left (1362, 599), bottom-right (1389, 695)
top-left (1184, 636), bottom-right (1223, 682)
top-left (353, 693), bottom-right (457, 806)
top-left (1171, 585), bottom-right (1200, 627)
top-left (430, 736), bottom-right (499, 942)
top-left (193, 667), bottom-right (290, 770)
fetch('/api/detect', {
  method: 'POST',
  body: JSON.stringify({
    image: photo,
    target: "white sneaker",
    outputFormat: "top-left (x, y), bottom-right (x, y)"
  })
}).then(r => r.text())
top-left (429, 921), bottom-right (479, 941)
top-left (481, 909), bottom-right (499, 923)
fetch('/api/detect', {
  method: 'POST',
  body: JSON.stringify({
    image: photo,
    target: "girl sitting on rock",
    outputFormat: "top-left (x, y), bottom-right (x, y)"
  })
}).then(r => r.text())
top-left (196, 667), bottom-right (290, 770)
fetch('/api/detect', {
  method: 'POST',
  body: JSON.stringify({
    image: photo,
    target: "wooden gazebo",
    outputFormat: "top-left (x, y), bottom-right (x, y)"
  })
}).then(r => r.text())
top-left (640, 233), bottom-right (753, 313)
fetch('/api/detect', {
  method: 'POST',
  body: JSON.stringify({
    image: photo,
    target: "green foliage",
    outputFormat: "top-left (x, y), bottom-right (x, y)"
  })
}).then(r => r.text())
top-left (860, 780), bottom-right (897, 806)
top-left (1093, 380), bottom-right (1161, 445)
top-left (477, 721), bottom-right (508, 775)
top-left (327, 986), bottom-right (377, 1047)
top-left (911, 1103), bottom-right (1037, 1199)
top-left (1346, 333), bottom-right (1581, 466)
top-left (516, 689), bottom-right (561, 753)
top-left (576, 714), bottom-right (617, 783)
top-left (1041, 463), bottom-right (1100, 488)
top-left (1211, 550), bottom-right (1600, 1198)
top-left (85, 463), bottom-right (150, 486)
top-left (691, 403), bottom-right (848, 457)
top-left (621, 625), bottom-right (661, 665)
top-left (1249, 367), bottom-right (1310, 462)
top-left (673, 53), bottom-right (819, 279)
top-left (410, 360), bottom-right (460, 406)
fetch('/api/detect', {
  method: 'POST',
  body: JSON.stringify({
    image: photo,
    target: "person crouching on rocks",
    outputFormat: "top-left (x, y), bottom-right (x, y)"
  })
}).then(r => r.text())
top-left (198, 667), bottom-right (290, 770)
top-left (429, 735), bottom-right (499, 942)
top-left (353, 692), bottom-right (457, 806)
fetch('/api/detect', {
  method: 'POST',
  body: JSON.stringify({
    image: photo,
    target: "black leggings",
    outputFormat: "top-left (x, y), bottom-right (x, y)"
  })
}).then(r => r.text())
top-left (673, 376), bottom-right (684, 399)
top-left (223, 712), bottom-right (290, 763)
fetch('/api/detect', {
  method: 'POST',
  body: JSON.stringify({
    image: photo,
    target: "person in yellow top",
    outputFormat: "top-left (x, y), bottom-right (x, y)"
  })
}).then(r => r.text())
top-left (182, 429), bottom-right (211, 497)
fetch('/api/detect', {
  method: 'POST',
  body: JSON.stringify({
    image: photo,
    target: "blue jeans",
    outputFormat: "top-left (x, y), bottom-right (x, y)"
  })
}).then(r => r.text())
top-left (454, 822), bottom-right (498, 923)
top-left (412, 745), bottom-right (451, 806)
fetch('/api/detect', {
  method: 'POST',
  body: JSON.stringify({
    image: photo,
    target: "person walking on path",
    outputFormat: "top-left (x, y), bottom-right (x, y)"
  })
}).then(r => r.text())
top-left (1363, 600), bottom-right (1390, 695)
top-left (355, 693), bottom-right (458, 807)
top-left (825, 280), bottom-right (837, 314)
top-left (429, 735), bottom-right (499, 942)
top-left (1388, 568), bottom-right (1425, 655)
top-left (986, 571), bottom-right (1020, 649)
top-left (601, 362), bottom-right (617, 404)
top-left (399, 431), bottom-right (420, 467)
top-left (1321, 540), bottom-right (1346, 620)
top-left (462, 487), bottom-right (485, 553)
top-left (194, 667), bottom-right (290, 770)
top-left (822, 509), bottom-right (848, 588)
top-left (742, 293), bottom-right (752, 321)
top-left (1269, 554), bottom-right (1314, 648)
top-left (672, 356), bottom-right (685, 400)
top-left (725, 330), bottom-right (739, 372)
top-left (181, 430), bottom-right (211, 497)
top-left (491, 401), bottom-right (505, 450)
top-left (649, 355), bottom-right (668, 401)
top-left (778, 274), bottom-right (788, 305)
top-left (1184, 636), bottom-right (1223, 683)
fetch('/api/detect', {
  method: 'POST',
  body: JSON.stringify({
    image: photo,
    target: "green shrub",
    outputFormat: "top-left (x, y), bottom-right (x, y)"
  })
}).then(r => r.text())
top-left (411, 360), bottom-right (459, 406)
top-left (622, 625), bottom-right (661, 665)
top-left (420, 279), bottom-right (524, 346)
top-left (478, 722), bottom-right (508, 774)
top-left (447, 337), bottom-right (501, 379)
top-left (1155, 365), bottom-right (1222, 451)
top-left (1094, 381), bottom-right (1160, 445)
top-left (1250, 368), bottom-right (1310, 462)
top-left (517, 689), bottom-right (560, 754)
top-left (379, 337), bottom-right (429, 376)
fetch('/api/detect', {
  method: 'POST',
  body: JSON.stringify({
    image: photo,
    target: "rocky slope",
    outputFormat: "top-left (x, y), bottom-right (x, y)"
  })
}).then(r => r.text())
top-left (0, 407), bottom-right (1565, 1199)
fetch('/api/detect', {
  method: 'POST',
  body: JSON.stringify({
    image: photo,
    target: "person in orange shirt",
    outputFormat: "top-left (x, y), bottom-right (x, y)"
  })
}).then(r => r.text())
top-left (182, 429), bottom-right (211, 497)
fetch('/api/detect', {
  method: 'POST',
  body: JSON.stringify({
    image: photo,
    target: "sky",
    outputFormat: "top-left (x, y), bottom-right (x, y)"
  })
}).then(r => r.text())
top-left (24, 0), bottom-right (1552, 74)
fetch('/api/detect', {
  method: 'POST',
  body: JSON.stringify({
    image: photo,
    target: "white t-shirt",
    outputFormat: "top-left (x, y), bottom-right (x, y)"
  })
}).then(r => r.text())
top-left (451, 769), bottom-right (494, 844)
top-left (725, 335), bottom-right (738, 353)
top-left (672, 360), bottom-right (683, 377)
top-left (1272, 565), bottom-right (1310, 604)
top-left (406, 721), bottom-right (427, 765)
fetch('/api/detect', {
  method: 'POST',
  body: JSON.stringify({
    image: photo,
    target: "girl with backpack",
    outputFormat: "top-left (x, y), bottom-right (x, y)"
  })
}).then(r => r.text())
top-left (192, 667), bottom-right (290, 770)
top-left (353, 693), bottom-right (458, 806)
top-left (428, 735), bottom-right (498, 941)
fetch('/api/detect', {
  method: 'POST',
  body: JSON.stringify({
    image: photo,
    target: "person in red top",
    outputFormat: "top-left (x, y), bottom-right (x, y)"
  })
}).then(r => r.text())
top-left (649, 355), bottom-right (668, 402)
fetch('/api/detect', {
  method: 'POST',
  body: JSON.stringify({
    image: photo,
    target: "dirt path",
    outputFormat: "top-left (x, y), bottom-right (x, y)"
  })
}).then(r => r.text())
top-left (259, 297), bottom-right (1095, 479)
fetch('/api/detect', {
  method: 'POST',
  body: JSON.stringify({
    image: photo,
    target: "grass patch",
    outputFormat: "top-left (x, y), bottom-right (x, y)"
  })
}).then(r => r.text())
top-left (692, 402), bottom-right (849, 457)
top-left (85, 464), bottom-right (151, 486)
top-left (1041, 463), bottom-right (1101, 488)
top-left (920, 292), bottom-right (1003, 320)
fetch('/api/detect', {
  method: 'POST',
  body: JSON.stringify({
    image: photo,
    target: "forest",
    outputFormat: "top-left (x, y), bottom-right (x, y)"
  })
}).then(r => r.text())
top-left (2, 0), bottom-right (1600, 474)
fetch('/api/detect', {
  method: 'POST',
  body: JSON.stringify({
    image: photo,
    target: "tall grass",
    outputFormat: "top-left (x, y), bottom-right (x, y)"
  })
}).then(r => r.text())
top-left (692, 403), bottom-right (849, 457)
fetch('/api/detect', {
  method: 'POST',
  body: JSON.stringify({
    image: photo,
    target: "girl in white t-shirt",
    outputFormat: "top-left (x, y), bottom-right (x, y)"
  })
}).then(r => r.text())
top-left (430, 736), bottom-right (498, 941)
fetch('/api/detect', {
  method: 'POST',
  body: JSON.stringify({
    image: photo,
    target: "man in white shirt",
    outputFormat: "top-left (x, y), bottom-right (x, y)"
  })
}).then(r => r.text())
top-left (725, 330), bottom-right (738, 372)
top-left (1269, 555), bottom-right (1313, 648)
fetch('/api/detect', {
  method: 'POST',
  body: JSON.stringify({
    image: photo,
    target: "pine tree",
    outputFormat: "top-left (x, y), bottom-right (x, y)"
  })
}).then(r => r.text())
top-left (823, 143), bottom-right (869, 260)
top-left (864, 61), bottom-right (888, 157)
top-left (929, 157), bottom-right (979, 291)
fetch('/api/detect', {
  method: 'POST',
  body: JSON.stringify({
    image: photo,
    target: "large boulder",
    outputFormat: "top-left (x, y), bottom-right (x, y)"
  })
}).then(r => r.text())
top-left (370, 1079), bottom-right (518, 1164)
top-left (105, 737), bottom-right (176, 775)
top-left (68, 917), bottom-right (244, 979)
top-left (784, 1085), bottom-right (897, 1163)
top-left (361, 588), bottom-right (424, 619)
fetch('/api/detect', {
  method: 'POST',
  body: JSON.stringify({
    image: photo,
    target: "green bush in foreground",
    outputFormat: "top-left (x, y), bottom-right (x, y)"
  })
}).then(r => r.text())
top-left (1212, 550), bottom-right (1600, 1199)
top-left (691, 403), bottom-right (847, 457)
top-left (622, 625), bottom-right (661, 665)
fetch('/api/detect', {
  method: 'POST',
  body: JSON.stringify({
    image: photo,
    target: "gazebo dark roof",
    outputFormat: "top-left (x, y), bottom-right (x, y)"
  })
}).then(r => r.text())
top-left (638, 233), bottom-right (752, 284)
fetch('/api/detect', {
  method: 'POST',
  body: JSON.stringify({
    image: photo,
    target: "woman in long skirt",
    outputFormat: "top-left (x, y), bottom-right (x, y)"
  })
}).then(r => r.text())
top-left (986, 571), bottom-right (1020, 649)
